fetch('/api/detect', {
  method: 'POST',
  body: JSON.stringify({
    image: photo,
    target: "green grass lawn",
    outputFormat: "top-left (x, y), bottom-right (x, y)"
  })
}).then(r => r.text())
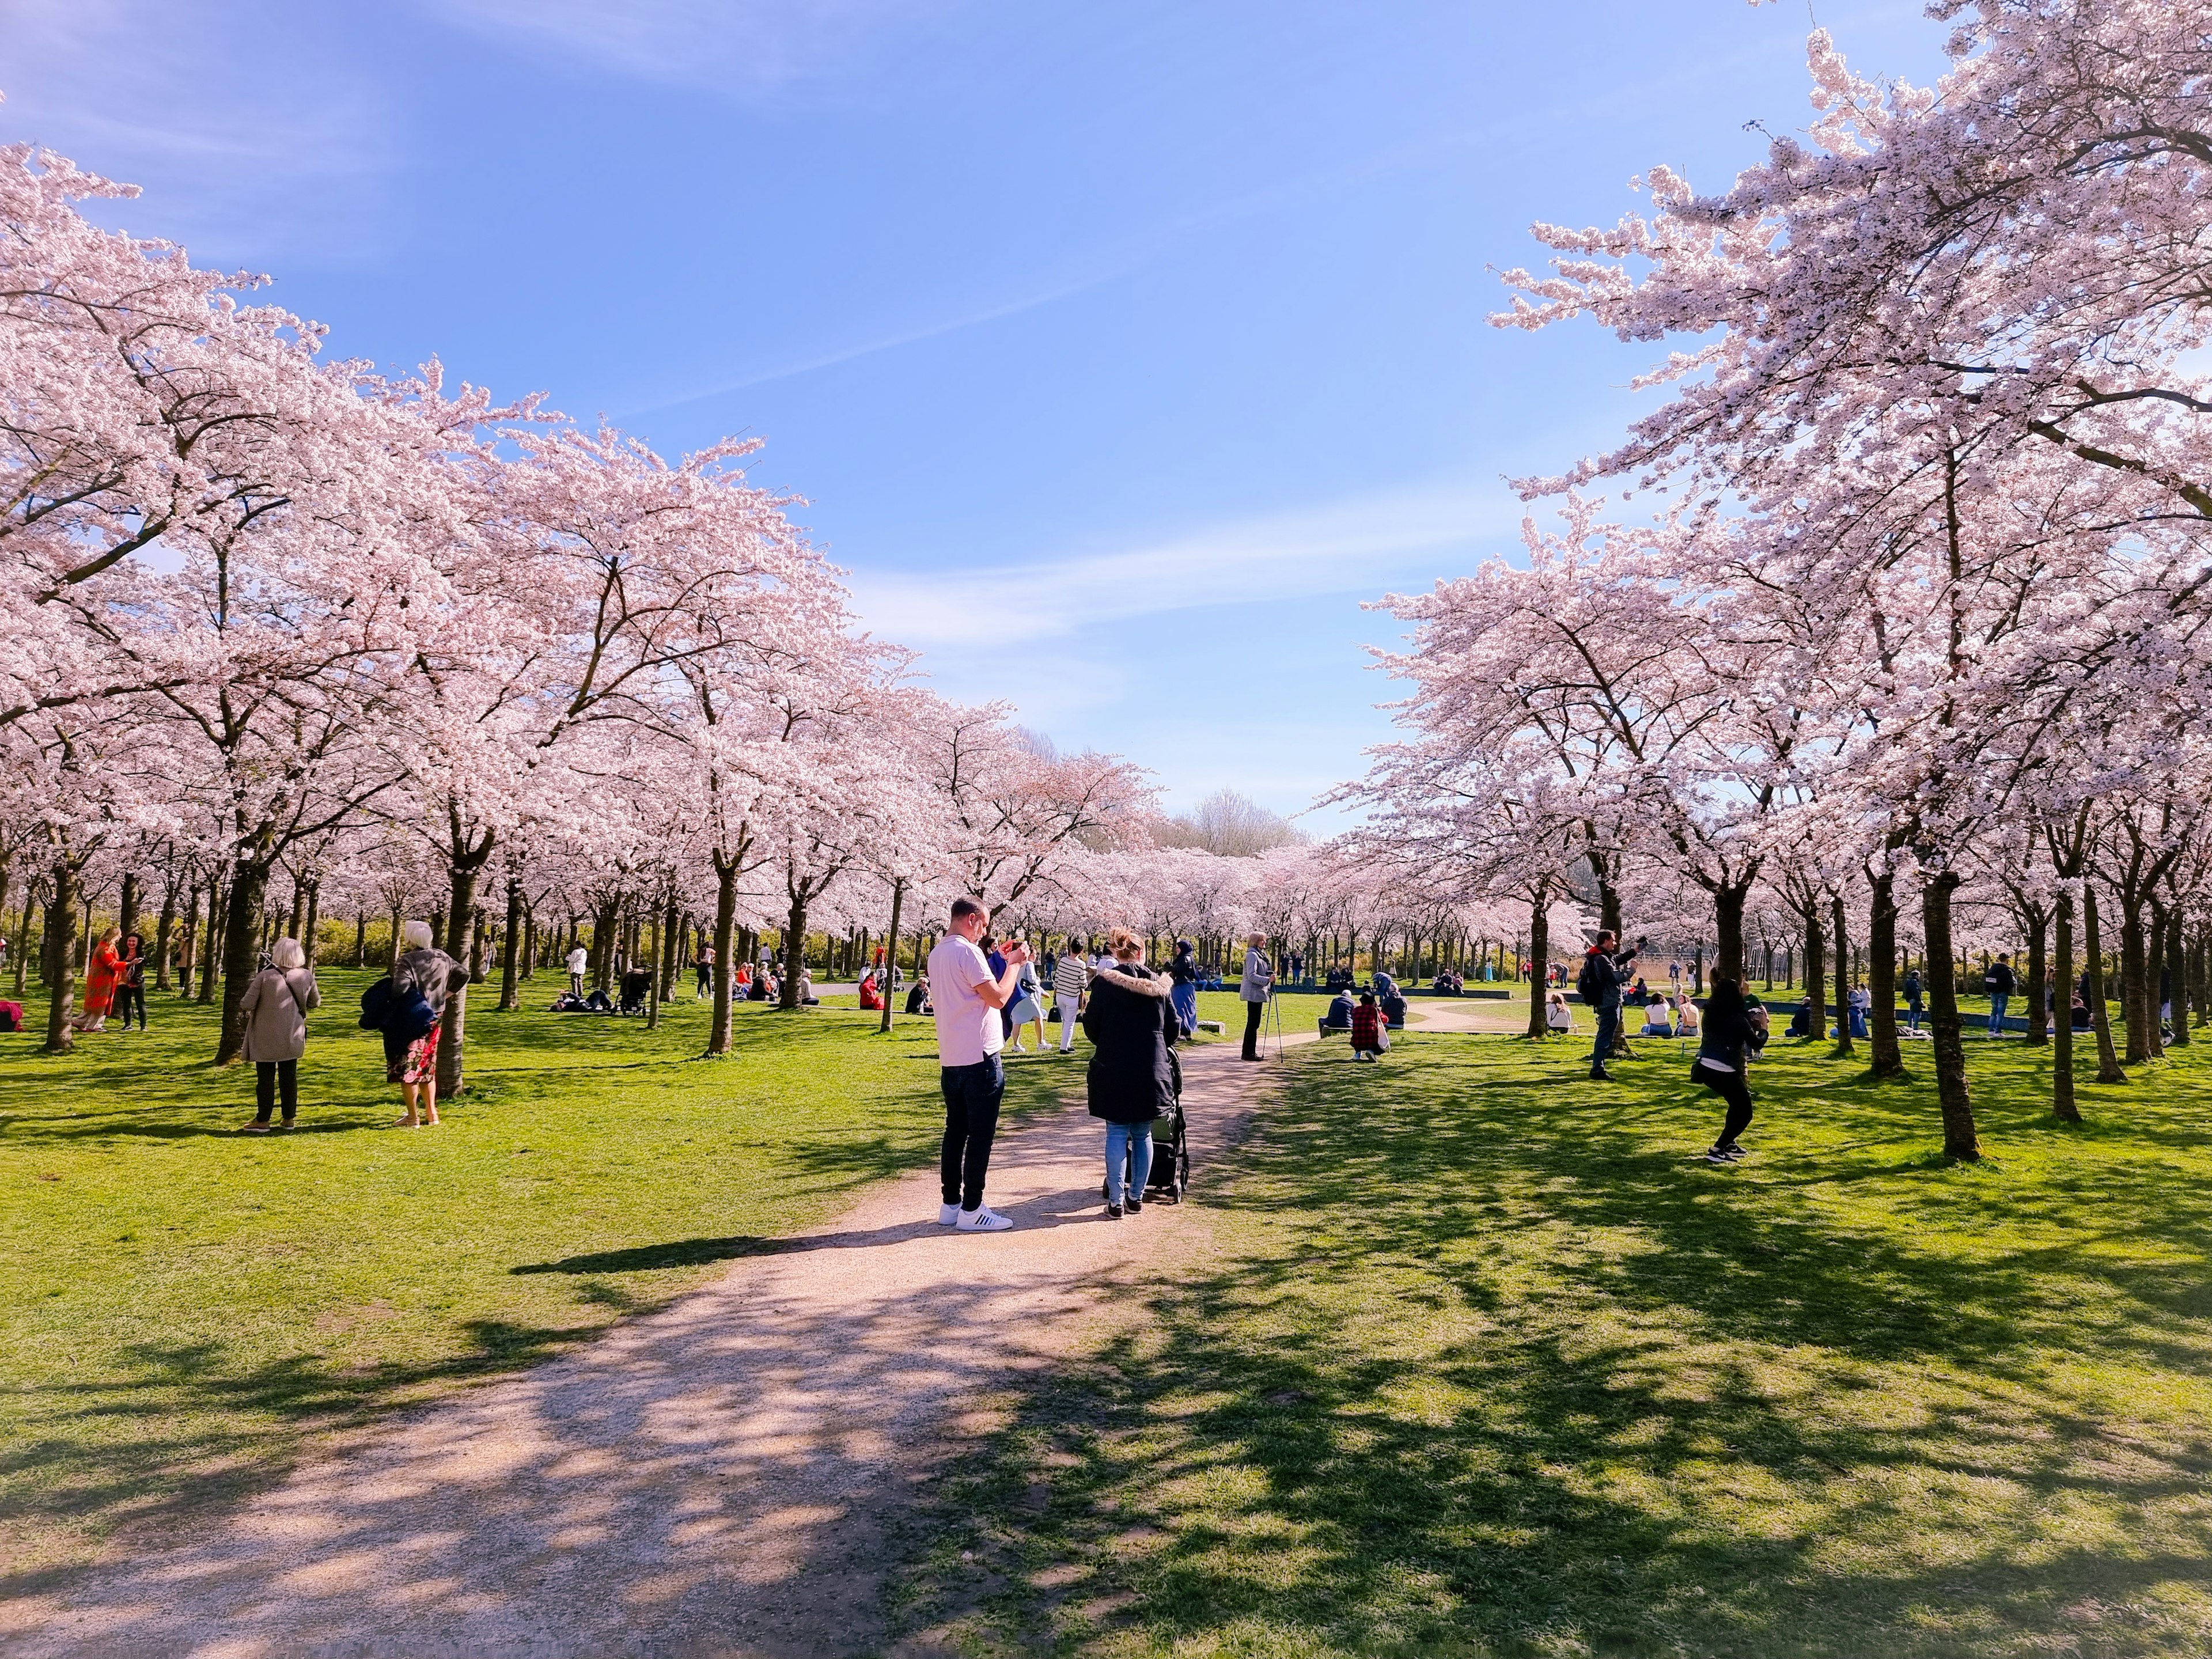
top-left (0, 971), bottom-right (1081, 1582)
top-left (902, 1028), bottom-right (2212, 1658)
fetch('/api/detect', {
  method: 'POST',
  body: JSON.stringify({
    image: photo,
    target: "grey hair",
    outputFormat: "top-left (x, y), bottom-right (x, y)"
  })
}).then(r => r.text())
top-left (271, 937), bottom-right (306, 971)
top-left (402, 920), bottom-right (434, 950)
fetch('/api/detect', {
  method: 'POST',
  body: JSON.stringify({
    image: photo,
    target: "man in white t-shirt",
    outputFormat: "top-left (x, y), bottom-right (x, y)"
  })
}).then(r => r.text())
top-left (927, 896), bottom-right (1032, 1232)
top-left (565, 944), bottom-right (588, 998)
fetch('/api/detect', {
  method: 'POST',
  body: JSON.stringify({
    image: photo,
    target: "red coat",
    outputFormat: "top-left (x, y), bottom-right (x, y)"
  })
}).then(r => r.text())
top-left (1351, 1003), bottom-right (1382, 1050)
top-left (82, 939), bottom-right (122, 1017)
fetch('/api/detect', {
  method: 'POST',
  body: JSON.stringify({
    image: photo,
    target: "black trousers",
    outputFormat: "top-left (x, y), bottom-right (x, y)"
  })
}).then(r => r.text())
top-left (1699, 1064), bottom-right (1753, 1146)
top-left (111, 985), bottom-right (147, 1029)
top-left (695, 965), bottom-right (711, 993)
top-left (940, 1055), bottom-right (1005, 1210)
top-left (254, 1059), bottom-right (299, 1124)
top-left (1243, 998), bottom-right (1265, 1059)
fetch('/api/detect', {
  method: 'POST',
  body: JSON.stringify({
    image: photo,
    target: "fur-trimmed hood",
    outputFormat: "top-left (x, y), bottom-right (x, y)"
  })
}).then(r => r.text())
top-left (1092, 963), bottom-right (1169, 998)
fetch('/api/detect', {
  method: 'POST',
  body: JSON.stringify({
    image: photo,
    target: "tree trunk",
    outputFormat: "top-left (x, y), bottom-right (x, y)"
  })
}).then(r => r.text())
top-left (591, 895), bottom-right (619, 991)
top-left (153, 878), bottom-right (178, 991)
top-left (118, 870), bottom-right (139, 944)
top-left (17, 884), bottom-right (39, 997)
top-left (646, 906), bottom-right (664, 1032)
top-left (2165, 907), bottom-right (2189, 1050)
top-left (215, 861), bottom-right (274, 1063)
top-left (2144, 899), bottom-right (2167, 1059)
top-left (707, 859), bottom-right (739, 1056)
top-left (780, 893), bottom-right (810, 1011)
top-left (41, 857), bottom-right (79, 1054)
top-left (880, 879), bottom-right (906, 1034)
top-left (2119, 895), bottom-right (2150, 1064)
top-left (1713, 882), bottom-right (1749, 982)
top-left (1868, 871), bottom-right (1904, 1079)
top-left (388, 903), bottom-right (405, 972)
top-left (1919, 872), bottom-right (1979, 1160)
top-left (2024, 905), bottom-right (2049, 1047)
top-left (658, 893), bottom-right (680, 1004)
top-left (1524, 884), bottom-right (1550, 1040)
top-left (498, 876), bottom-right (524, 1012)
top-left (2084, 884), bottom-right (2126, 1084)
top-left (353, 908), bottom-right (367, 968)
top-left (197, 872), bottom-right (224, 1003)
top-left (301, 878), bottom-right (321, 967)
top-left (1830, 892), bottom-right (1854, 1059)
top-left (437, 862), bottom-right (484, 1101)
top-left (1801, 908), bottom-right (1827, 1042)
top-left (2052, 887), bottom-right (2081, 1122)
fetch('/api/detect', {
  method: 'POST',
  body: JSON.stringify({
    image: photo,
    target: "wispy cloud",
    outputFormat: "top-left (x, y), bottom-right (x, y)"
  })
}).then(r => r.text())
top-left (425, 0), bottom-right (964, 92)
top-left (0, 0), bottom-right (392, 263)
top-left (846, 479), bottom-right (1522, 653)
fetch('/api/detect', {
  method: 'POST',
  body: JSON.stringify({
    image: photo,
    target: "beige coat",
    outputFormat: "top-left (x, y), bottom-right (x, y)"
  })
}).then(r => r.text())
top-left (240, 967), bottom-right (321, 1063)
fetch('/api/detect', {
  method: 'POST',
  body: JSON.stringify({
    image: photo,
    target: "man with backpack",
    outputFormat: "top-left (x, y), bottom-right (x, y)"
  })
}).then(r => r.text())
top-left (1577, 930), bottom-right (1638, 1081)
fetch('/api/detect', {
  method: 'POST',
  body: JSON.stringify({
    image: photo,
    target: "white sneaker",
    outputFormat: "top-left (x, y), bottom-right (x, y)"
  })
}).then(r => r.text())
top-left (956, 1206), bottom-right (1013, 1232)
top-left (938, 1202), bottom-right (961, 1226)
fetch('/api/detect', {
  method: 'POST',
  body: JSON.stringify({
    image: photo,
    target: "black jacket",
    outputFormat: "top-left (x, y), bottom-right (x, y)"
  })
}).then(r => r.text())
top-left (1082, 963), bottom-right (1179, 1124)
top-left (1695, 999), bottom-right (1767, 1073)
top-left (1579, 946), bottom-right (1633, 1010)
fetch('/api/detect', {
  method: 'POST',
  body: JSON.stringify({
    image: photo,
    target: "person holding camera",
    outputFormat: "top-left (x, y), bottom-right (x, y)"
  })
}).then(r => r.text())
top-left (927, 897), bottom-right (1033, 1232)
top-left (1577, 930), bottom-right (1639, 1081)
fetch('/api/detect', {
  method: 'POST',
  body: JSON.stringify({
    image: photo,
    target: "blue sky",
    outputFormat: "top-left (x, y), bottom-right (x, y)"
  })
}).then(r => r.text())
top-left (1, 0), bottom-right (1946, 824)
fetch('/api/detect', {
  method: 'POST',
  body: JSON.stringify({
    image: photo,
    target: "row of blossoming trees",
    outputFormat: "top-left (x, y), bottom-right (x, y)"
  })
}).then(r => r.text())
top-left (1336, 0), bottom-right (2212, 1158)
top-left (1, 108), bottom-right (1535, 1097)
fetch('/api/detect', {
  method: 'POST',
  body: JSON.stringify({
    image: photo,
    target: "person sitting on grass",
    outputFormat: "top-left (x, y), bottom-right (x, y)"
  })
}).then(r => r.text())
top-left (906, 972), bottom-right (931, 1015)
top-left (1546, 989), bottom-right (1574, 1032)
top-left (858, 970), bottom-right (884, 1012)
top-left (1673, 993), bottom-right (1700, 1038)
top-left (1324, 984), bottom-right (1356, 1030)
top-left (1350, 991), bottom-right (1386, 1061)
top-left (1641, 997), bottom-right (1675, 1037)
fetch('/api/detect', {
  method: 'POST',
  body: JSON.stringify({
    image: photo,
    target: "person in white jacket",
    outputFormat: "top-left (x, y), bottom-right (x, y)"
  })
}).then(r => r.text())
top-left (566, 944), bottom-right (588, 998)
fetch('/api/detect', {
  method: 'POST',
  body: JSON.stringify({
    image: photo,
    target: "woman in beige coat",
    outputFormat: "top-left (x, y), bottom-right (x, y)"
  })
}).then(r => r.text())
top-left (239, 938), bottom-right (321, 1134)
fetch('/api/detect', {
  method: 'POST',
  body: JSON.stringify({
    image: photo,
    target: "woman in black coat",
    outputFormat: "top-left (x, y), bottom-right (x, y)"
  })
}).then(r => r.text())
top-left (1696, 976), bottom-right (1767, 1165)
top-left (1082, 927), bottom-right (1179, 1218)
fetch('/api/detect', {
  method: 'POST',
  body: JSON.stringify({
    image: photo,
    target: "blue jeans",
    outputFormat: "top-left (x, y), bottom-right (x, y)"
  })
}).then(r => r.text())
top-left (1105, 1120), bottom-right (1153, 1205)
top-left (939, 1055), bottom-right (1004, 1210)
top-left (1589, 1000), bottom-right (1619, 1070)
top-left (1908, 1002), bottom-right (1922, 1031)
top-left (1987, 993), bottom-right (2009, 1036)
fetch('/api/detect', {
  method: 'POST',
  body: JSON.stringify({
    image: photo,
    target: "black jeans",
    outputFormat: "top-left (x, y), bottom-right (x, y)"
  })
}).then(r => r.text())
top-left (1243, 998), bottom-right (1266, 1059)
top-left (940, 1055), bottom-right (1005, 1210)
top-left (1699, 1063), bottom-right (1753, 1146)
top-left (111, 985), bottom-right (147, 1029)
top-left (695, 965), bottom-right (711, 993)
top-left (1589, 1000), bottom-right (1620, 1071)
top-left (254, 1059), bottom-right (299, 1124)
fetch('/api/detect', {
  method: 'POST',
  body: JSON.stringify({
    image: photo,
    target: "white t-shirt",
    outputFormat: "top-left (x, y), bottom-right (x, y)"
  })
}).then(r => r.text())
top-left (565, 948), bottom-right (587, 975)
top-left (928, 934), bottom-right (1002, 1067)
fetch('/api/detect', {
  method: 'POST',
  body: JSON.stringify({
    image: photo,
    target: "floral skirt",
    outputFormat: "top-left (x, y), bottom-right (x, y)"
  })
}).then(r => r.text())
top-left (388, 1023), bottom-right (441, 1086)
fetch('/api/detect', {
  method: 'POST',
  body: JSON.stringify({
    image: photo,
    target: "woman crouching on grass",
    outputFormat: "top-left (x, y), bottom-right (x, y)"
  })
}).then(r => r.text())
top-left (1696, 975), bottom-right (1767, 1165)
top-left (1082, 927), bottom-right (1178, 1219)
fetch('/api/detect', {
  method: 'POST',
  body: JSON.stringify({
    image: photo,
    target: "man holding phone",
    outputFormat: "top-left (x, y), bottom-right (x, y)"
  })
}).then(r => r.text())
top-left (928, 896), bottom-right (1034, 1232)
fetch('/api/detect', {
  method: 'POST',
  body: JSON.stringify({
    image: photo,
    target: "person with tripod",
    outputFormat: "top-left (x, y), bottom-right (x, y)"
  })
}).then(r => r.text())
top-left (1238, 931), bottom-right (1274, 1062)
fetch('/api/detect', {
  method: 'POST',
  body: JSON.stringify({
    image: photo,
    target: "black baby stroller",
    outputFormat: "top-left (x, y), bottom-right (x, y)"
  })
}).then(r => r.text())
top-left (617, 967), bottom-right (653, 1016)
top-left (1104, 1048), bottom-right (1191, 1204)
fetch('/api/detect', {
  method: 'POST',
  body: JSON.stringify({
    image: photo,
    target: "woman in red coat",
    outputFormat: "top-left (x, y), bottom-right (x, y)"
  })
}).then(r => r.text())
top-left (75, 927), bottom-right (123, 1032)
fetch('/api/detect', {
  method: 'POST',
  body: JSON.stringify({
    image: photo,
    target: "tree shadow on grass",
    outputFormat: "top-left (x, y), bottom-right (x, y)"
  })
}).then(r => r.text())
top-left (901, 1039), bottom-right (2212, 1658)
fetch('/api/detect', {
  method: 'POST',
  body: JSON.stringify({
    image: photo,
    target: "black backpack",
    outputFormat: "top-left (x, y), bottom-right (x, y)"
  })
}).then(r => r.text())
top-left (1575, 953), bottom-right (1601, 1002)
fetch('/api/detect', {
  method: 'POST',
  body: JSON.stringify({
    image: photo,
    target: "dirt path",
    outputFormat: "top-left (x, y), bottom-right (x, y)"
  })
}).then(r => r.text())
top-left (2, 1039), bottom-right (1301, 1659)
